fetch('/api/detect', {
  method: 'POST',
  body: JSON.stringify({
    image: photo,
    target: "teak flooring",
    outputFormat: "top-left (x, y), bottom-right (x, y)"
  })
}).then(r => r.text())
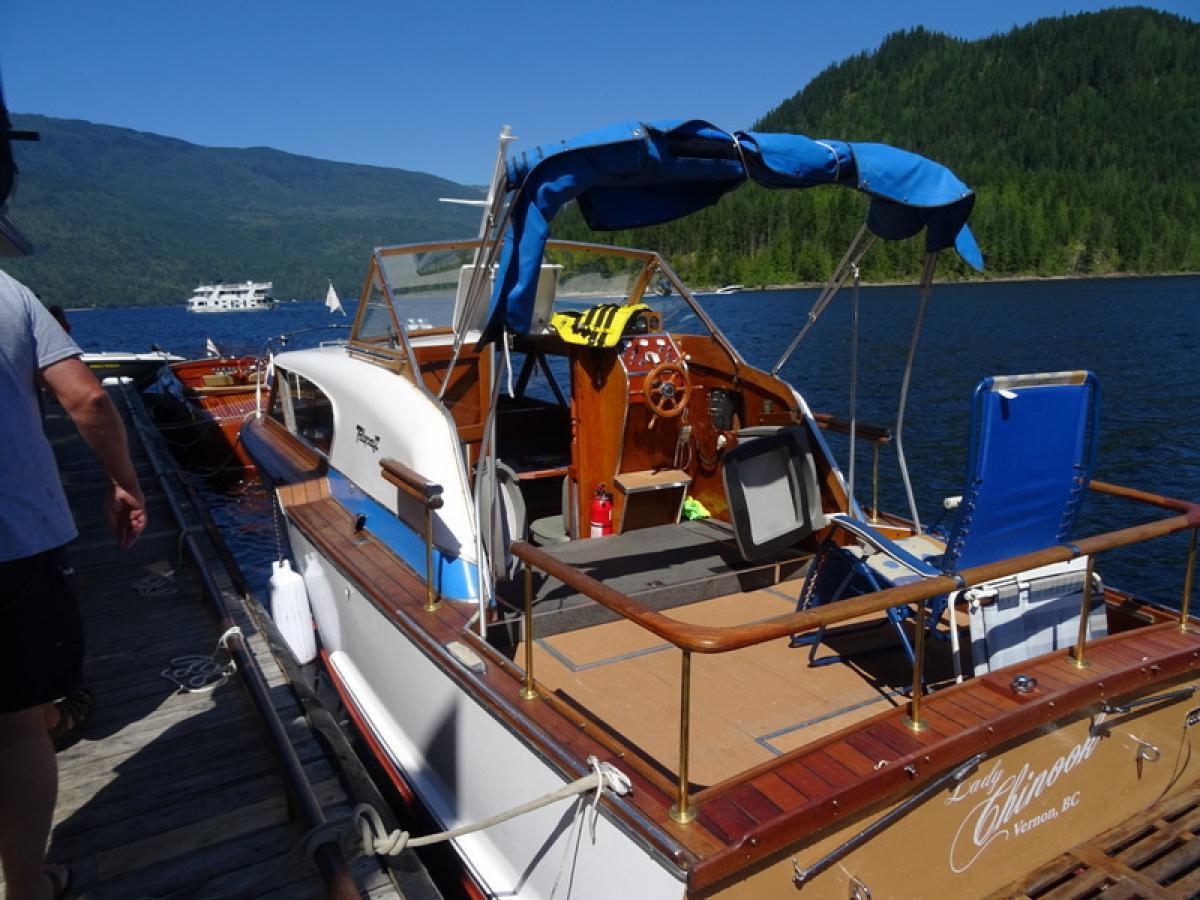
top-left (0, 387), bottom-right (405, 900)
top-left (520, 587), bottom-right (962, 787)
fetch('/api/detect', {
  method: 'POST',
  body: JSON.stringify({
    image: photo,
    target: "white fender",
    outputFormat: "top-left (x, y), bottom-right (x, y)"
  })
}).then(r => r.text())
top-left (302, 552), bottom-right (341, 652)
top-left (270, 559), bottom-right (316, 664)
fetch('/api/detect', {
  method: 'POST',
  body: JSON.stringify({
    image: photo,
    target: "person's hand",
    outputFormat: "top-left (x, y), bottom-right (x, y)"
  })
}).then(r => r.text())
top-left (107, 483), bottom-right (147, 549)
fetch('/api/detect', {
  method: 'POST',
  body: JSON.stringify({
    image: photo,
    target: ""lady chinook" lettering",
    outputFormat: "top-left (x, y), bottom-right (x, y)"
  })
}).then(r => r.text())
top-left (946, 730), bottom-right (1101, 873)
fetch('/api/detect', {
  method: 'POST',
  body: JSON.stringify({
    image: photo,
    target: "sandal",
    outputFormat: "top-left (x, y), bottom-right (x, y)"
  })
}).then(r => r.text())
top-left (49, 688), bottom-right (94, 752)
top-left (45, 863), bottom-right (72, 898)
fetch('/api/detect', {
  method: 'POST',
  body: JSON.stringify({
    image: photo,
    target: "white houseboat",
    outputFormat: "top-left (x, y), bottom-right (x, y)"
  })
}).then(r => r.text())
top-left (185, 280), bottom-right (275, 312)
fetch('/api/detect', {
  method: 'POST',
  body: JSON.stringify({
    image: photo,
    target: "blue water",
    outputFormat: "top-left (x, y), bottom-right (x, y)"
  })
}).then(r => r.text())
top-left (67, 276), bottom-right (1200, 605)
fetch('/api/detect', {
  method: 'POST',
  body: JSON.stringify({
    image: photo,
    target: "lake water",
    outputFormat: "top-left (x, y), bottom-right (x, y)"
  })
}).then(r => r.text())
top-left (64, 275), bottom-right (1200, 606)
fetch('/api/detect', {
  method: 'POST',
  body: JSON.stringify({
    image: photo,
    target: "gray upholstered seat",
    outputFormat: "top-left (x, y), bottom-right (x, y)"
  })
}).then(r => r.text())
top-left (721, 426), bottom-right (827, 561)
top-left (529, 476), bottom-right (572, 546)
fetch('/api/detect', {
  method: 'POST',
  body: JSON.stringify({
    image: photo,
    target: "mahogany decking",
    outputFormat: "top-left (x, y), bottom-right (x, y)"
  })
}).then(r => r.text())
top-left (245, 416), bottom-right (1200, 894)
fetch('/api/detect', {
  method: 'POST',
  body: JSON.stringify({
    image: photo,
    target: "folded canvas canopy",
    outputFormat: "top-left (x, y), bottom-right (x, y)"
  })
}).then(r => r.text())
top-left (483, 119), bottom-right (984, 340)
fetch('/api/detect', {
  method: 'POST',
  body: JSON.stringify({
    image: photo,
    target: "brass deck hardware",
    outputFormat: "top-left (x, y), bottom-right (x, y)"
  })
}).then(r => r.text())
top-left (1181, 527), bottom-right (1197, 632)
top-left (521, 566), bottom-right (537, 700)
top-left (904, 601), bottom-right (928, 732)
top-left (1070, 556), bottom-right (1096, 668)
top-left (670, 649), bottom-right (696, 823)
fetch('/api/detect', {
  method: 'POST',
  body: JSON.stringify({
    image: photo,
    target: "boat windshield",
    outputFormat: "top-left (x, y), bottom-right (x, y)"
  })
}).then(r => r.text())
top-left (362, 240), bottom-right (718, 345)
top-left (376, 243), bottom-right (480, 332)
top-left (541, 243), bottom-right (715, 340)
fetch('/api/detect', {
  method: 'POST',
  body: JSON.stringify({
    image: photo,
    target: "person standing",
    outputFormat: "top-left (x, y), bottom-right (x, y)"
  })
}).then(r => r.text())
top-left (0, 91), bottom-right (147, 900)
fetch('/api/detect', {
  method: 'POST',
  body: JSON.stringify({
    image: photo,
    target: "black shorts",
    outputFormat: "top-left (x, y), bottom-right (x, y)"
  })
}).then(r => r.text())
top-left (0, 545), bottom-right (84, 713)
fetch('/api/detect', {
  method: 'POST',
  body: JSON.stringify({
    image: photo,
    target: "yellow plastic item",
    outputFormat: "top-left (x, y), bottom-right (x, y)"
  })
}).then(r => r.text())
top-left (550, 303), bottom-right (654, 348)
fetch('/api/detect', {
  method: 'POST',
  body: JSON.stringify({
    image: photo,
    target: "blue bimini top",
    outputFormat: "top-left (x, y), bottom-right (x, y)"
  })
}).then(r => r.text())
top-left (482, 119), bottom-right (983, 341)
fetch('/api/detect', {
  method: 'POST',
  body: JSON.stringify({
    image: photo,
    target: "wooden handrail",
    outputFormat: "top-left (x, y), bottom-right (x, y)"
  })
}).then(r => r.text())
top-left (1090, 479), bottom-right (1200, 516)
top-left (380, 458), bottom-right (444, 509)
top-left (511, 483), bottom-right (1200, 657)
top-left (812, 412), bottom-right (892, 444)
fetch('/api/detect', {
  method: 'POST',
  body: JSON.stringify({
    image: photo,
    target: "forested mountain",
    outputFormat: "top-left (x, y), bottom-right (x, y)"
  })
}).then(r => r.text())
top-left (555, 7), bottom-right (1200, 285)
top-left (3, 7), bottom-right (1196, 305)
top-left (2, 116), bottom-right (481, 306)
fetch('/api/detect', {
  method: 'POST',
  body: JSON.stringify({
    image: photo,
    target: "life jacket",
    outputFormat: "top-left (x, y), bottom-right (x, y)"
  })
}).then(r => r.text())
top-left (550, 303), bottom-right (656, 348)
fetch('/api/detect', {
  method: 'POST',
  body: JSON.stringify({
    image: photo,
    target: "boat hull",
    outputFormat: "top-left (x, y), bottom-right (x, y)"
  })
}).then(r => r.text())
top-left (285, 494), bottom-right (1200, 897)
top-left (285, 523), bottom-right (688, 900)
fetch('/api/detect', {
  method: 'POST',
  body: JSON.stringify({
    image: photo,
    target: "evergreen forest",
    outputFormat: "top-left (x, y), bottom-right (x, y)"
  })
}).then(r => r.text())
top-left (553, 7), bottom-right (1200, 286)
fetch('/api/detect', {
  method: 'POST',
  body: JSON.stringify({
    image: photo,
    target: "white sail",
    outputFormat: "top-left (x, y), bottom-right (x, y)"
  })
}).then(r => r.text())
top-left (325, 281), bottom-right (344, 315)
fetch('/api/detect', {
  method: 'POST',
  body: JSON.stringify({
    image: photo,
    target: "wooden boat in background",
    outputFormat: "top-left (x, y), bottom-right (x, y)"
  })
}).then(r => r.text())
top-left (241, 122), bottom-right (1200, 898)
top-left (149, 355), bottom-right (261, 474)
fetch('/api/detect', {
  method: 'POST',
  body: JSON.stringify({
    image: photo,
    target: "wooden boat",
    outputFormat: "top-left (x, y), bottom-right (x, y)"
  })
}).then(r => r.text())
top-left (151, 355), bottom-right (261, 472)
top-left (242, 122), bottom-right (1200, 898)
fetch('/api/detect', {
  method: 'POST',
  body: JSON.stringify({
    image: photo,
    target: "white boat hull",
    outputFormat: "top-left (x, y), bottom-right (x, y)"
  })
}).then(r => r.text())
top-left (286, 524), bottom-right (686, 899)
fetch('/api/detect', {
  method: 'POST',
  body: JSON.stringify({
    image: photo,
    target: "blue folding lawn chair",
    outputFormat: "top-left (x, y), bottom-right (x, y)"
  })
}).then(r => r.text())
top-left (793, 371), bottom-right (1100, 671)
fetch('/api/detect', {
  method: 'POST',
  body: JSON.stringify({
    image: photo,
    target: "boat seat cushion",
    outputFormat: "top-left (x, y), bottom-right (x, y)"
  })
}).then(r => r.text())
top-left (722, 426), bottom-right (827, 561)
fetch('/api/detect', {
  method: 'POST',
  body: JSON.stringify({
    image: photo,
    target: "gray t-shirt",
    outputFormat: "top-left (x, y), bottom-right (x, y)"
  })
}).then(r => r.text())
top-left (0, 269), bottom-right (82, 561)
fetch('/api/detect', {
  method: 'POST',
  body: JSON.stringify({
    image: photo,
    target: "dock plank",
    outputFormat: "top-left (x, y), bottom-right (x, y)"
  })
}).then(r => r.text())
top-left (15, 388), bottom-right (412, 900)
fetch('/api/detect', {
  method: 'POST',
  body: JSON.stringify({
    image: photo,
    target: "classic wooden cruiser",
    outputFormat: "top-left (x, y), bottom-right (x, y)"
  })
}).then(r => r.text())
top-left (243, 122), bottom-right (1200, 898)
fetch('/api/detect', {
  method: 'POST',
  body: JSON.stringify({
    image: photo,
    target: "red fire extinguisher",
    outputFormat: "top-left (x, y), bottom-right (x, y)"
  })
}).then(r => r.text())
top-left (590, 485), bottom-right (613, 538)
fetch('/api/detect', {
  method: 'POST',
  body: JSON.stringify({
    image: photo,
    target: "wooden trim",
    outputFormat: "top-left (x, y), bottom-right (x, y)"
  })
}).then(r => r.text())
top-left (812, 412), bottom-right (892, 444)
top-left (511, 486), bottom-right (1200, 656)
top-left (379, 458), bottom-right (444, 509)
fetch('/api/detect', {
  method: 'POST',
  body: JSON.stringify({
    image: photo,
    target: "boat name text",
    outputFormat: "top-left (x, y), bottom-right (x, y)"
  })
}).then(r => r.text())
top-left (946, 730), bottom-right (1100, 873)
top-left (356, 426), bottom-right (381, 453)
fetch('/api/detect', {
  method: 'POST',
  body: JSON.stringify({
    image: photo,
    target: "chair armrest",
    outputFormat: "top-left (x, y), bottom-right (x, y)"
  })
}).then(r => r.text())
top-left (827, 513), bottom-right (941, 580)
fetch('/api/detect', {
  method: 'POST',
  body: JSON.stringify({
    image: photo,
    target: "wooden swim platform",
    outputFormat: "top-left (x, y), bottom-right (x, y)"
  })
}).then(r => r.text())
top-left (15, 385), bottom-right (439, 899)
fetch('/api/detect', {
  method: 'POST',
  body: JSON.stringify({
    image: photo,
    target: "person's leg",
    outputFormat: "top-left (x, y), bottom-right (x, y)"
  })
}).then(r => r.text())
top-left (0, 547), bottom-right (84, 899)
top-left (0, 704), bottom-right (57, 900)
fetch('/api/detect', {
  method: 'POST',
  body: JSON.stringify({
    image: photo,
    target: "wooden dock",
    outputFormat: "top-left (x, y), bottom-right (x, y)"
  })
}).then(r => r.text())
top-left (11, 386), bottom-right (439, 899)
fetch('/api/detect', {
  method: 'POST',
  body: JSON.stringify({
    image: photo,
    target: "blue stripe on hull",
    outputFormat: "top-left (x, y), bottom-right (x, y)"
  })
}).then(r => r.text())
top-left (326, 469), bottom-right (479, 602)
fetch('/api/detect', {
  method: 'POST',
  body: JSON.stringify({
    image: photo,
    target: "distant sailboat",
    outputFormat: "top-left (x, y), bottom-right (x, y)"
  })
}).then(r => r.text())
top-left (325, 281), bottom-right (345, 315)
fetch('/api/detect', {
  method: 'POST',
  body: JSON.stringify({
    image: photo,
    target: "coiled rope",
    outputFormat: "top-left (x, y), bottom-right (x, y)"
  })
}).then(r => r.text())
top-left (161, 627), bottom-right (243, 693)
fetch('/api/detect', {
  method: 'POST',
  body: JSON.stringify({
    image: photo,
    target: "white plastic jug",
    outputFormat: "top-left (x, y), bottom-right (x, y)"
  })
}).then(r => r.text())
top-left (270, 558), bottom-right (316, 664)
top-left (302, 552), bottom-right (342, 652)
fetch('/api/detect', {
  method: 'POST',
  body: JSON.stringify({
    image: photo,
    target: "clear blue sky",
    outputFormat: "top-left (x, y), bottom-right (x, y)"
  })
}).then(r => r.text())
top-left (2, 1), bottom-right (1195, 185)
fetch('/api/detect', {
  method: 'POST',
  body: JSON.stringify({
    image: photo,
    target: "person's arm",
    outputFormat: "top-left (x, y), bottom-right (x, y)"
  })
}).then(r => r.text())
top-left (39, 357), bottom-right (147, 549)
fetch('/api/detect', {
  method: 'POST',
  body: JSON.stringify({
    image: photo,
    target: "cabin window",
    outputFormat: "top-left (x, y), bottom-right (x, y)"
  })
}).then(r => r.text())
top-left (289, 373), bottom-right (334, 455)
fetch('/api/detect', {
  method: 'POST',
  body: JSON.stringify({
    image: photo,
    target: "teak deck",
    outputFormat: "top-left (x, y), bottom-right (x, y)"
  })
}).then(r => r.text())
top-left (9, 389), bottom-right (406, 900)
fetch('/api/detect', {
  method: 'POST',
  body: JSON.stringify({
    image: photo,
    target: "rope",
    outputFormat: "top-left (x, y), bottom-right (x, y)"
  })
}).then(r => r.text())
top-left (161, 627), bottom-right (243, 693)
top-left (144, 755), bottom-right (631, 899)
top-left (351, 755), bottom-right (632, 858)
top-left (131, 526), bottom-right (204, 598)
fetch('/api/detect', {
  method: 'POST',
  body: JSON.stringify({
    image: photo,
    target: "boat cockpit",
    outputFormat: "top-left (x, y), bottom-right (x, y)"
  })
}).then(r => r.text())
top-left (343, 238), bottom-right (846, 600)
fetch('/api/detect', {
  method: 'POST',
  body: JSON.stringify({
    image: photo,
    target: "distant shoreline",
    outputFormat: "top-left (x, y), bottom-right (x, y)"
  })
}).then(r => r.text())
top-left (56, 270), bottom-right (1198, 310)
top-left (745, 270), bottom-right (1199, 292)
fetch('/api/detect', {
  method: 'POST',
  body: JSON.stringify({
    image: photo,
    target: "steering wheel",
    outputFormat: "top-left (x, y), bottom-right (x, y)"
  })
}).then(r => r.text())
top-left (644, 361), bottom-right (691, 419)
